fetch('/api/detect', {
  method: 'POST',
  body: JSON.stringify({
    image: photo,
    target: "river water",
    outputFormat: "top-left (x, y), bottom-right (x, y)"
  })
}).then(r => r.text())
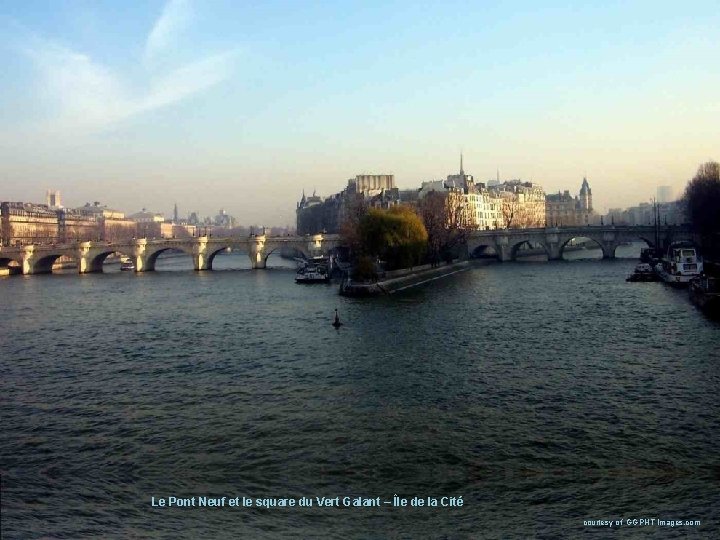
top-left (1, 244), bottom-right (718, 538)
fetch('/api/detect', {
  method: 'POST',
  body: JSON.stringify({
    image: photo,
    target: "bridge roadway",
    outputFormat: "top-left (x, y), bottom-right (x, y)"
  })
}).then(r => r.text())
top-left (466, 224), bottom-right (692, 261)
top-left (0, 234), bottom-right (340, 275)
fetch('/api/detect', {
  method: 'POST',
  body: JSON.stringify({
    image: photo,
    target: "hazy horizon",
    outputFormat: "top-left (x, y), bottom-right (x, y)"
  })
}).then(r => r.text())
top-left (1, 1), bottom-right (718, 224)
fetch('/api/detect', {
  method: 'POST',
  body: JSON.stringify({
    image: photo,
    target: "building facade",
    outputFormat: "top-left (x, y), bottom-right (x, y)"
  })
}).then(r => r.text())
top-left (418, 158), bottom-right (505, 231)
top-left (296, 175), bottom-right (402, 235)
top-left (545, 177), bottom-right (596, 226)
top-left (0, 200), bottom-right (147, 246)
top-left (489, 180), bottom-right (546, 228)
top-left (605, 200), bottom-right (686, 226)
top-left (1, 202), bottom-right (60, 246)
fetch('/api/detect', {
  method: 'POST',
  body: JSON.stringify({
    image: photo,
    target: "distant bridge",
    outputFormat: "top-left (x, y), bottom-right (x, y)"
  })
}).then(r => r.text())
top-left (0, 226), bottom-right (696, 276)
top-left (466, 225), bottom-right (693, 261)
top-left (0, 234), bottom-right (340, 275)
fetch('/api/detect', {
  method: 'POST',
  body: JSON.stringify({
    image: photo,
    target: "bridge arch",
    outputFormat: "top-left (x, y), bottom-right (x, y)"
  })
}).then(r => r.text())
top-left (611, 236), bottom-right (654, 259)
top-left (205, 244), bottom-right (256, 270)
top-left (30, 252), bottom-right (79, 274)
top-left (510, 240), bottom-right (550, 261)
top-left (144, 247), bottom-right (194, 272)
top-left (559, 236), bottom-right (605, 259)
top-left (470, 244), bottom-right (499, 259)
top-left (262, 243), bottom-right (311, 265)
top-left (87, 249), bottom-right (135, 273)
top-left (0, 256), bottom-right (23, 275)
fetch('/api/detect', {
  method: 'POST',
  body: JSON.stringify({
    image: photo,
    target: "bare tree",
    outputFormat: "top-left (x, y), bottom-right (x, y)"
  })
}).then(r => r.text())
top-left (684, 161), bottom-right (720, 233)
top-left (683, 160), bottom-right (720, 260)
top-left (417, 191), bottom-right (446, 261)
top-left (339, 194), bottom-right (368, 258)
top-left (500, 193), bottom-right (518, 229)
top-left (418, 190), bottom-right (471, 263)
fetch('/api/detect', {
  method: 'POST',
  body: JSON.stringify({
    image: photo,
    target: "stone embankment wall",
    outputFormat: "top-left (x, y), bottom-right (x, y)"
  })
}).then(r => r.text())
top-left (339, 260), bottom-right (470, 297)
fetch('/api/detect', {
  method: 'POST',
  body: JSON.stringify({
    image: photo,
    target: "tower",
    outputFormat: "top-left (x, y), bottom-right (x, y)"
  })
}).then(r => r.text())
top-left (46, 190), bottom-right (62, 208)
top-left (460, 153), bottom-right (464, 176)
top-left (579, 177), bottom-right (593, 212)
top-left (173, 203), bottom-right (179, 223)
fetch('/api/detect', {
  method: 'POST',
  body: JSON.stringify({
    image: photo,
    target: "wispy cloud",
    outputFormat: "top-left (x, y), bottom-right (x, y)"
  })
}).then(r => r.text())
top-left (139, 51), bottom-right (237, 113)
top-left (16, 1), bottom-right (236, 135)
top-left (25, 41), bottom-right (129, 129)
top-left (144, 0), bottom-right (192, 66)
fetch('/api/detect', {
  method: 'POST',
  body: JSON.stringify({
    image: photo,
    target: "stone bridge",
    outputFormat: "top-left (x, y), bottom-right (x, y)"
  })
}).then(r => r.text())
top-left (466, 225), bottom-right (693, 262)
top-left (0, 234), bottom-right (340, 275)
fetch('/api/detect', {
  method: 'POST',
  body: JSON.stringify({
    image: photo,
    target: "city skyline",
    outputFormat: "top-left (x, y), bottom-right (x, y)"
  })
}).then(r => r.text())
top-left (1, 1), bottom-right (718, 224)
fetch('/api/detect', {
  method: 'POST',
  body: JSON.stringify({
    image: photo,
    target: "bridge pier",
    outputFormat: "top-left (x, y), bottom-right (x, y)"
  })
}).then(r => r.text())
top-left (600, 232), bottom-right (619, 259)
top-left (194, 254), bottom-right (210, 271)
top-left (77, 242), bottom-right (104, 273)
top-left (308, 234), bottom-right (325, 257)
top-left (600, 243), bottom-right (617, 259)
top-left (251, 256), bottom-right (267, 269)
top-left (544, 231), bottom-right (563, 261)
top-left (21, 246), bottom-right (53, 275)
top-left (193, 237), bottom-right (211, 271)
top-left (134, 239), bottom-right (152, 272)
top-left (495, 237), bottom-right (512, 262)
top-left (249, 235), bottom-right (267, 269)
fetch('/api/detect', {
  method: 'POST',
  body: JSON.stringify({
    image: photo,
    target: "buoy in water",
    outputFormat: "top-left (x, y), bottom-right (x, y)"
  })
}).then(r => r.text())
top-left (332, 309), bottom-right (343, 328)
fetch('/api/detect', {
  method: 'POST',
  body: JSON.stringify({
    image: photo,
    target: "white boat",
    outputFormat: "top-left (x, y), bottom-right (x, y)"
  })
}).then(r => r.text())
top-left (295, 256), bottom-right (330, 284)
top-left (654, 244), bottom-right (702, 286)
top-left (120, 257), bottom-right (135, 271)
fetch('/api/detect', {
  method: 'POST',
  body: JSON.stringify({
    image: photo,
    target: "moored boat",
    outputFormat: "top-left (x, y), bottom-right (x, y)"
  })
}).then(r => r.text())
top-left (689, 276), bottom-right (720, 315)
top-left (626, 263), bottom-right (658, 282)
top-left (654, 243), bottom-right (703, 287)
top-left (295, 256), bottom-right (330, 284)
top-left (120, 257), bottom-right (135, 271)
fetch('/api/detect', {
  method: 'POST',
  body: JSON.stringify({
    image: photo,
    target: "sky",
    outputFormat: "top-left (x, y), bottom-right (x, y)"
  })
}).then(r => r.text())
top-left (1, 0), bottom-right (718, 225)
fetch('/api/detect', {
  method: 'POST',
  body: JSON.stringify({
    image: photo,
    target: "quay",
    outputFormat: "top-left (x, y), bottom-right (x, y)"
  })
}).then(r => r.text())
top-left (340, 260), bottom-right (471, 297)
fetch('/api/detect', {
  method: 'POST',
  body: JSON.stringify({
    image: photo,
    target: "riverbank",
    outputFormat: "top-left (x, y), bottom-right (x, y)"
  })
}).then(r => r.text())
top-left (339, 260), bottom-right (471, 297)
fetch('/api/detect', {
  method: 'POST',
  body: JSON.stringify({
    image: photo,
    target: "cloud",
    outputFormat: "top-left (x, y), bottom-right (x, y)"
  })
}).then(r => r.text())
top-left (144, 0), bottom-right (192, 66)
top-left (19, 29), bottom-right (236, 134)
top-left (25, 42), bottom-right (129, 129)
top-left (138, 51), bottom-right (237, 113)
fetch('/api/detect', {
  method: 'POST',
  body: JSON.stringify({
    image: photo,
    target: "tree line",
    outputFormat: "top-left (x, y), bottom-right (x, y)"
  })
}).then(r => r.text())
top-left (683, 160), bottom-right (720, 260)
top-left (340, 190), bottom-right (475, 280)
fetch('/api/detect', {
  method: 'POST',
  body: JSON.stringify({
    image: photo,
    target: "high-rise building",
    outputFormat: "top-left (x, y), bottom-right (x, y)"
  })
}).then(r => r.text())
top-left (46, 190), bottom-right (62, 208)
top-left (657, 185), bottom-right (673, 203)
